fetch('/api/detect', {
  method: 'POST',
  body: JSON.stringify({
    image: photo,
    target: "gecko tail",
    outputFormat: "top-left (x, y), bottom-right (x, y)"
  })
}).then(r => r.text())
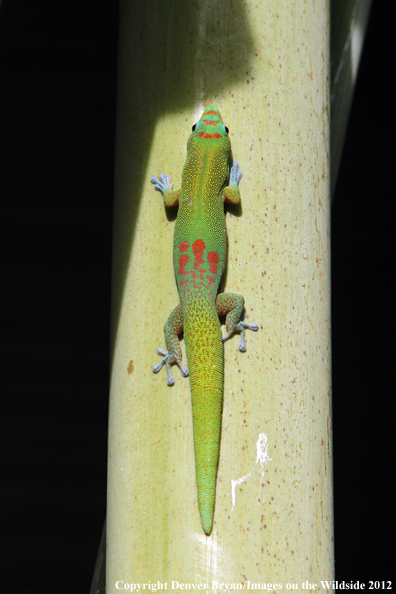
top-left (190, 385), bottom-right (223, 536)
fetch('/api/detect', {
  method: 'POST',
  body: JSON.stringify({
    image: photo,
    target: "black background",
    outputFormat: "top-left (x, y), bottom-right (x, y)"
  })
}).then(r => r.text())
top-left (0, 1), bottom-right (393, 592)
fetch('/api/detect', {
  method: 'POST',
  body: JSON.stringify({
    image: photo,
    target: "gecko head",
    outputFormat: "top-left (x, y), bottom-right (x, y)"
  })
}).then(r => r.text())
top-left (188, 106), bottom-right (231, 152)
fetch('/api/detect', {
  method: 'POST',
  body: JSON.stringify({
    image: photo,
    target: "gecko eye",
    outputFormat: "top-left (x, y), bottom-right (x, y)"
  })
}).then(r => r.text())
top-left (192, 123), bottom-right (198, 132)
top-left (223, 124), bottom-right (229, 134)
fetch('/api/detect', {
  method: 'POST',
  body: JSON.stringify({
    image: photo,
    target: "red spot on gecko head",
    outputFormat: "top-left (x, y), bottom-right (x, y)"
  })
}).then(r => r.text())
top-left (207, 251), bottom-right (219, 274)
top-left (202, 108), bottom-right (222, 119)
top-left (179, 241), bottom-right (190, 252)
top-left (201, 107), bottom-right (224, 127)
top-left (198, 132), bottom-right (221, 139)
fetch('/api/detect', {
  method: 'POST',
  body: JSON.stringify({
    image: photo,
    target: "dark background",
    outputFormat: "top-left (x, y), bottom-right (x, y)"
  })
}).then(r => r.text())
top-left (0, 1), bottom-right (393, 592)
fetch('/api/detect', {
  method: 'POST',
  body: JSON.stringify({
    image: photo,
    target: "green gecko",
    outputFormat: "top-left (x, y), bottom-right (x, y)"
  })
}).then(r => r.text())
top-left (151, 106), bottom-right (258, 536)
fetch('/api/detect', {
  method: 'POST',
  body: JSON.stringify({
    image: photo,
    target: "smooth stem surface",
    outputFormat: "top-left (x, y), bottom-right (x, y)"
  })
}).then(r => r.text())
top-left (106, 0), bottom-right (333, 590)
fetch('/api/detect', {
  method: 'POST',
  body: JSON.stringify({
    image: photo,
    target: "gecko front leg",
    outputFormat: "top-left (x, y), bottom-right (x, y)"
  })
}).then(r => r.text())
top-left (223, 162), bottom-right (243, 205)
top-left (151, 174), bottom-right (181, 207)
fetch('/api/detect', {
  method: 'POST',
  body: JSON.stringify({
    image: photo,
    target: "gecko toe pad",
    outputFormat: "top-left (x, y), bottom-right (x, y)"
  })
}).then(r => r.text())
top-left (153, 347), bottom-right (189, 385)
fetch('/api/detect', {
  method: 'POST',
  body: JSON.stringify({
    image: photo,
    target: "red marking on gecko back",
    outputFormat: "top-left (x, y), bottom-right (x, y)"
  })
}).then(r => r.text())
top-left (206, 276), bottom-right (216, 290)
top-left (177, 240), bottom-right (219, 294)
top-left (178, 254), bottom-right (189, 276)
top-left (207, 251), bottom-right (219, 274)
top-left (192, 239), bottom-right (205, 269)
top-left (203, 120), bottom-right (219, 126)
top-left (204, 110), bottom-right (220, 117)
top-left (179, 241), bottom-right (190, 252)
top-left (198, 132), bottom-right (221, 139)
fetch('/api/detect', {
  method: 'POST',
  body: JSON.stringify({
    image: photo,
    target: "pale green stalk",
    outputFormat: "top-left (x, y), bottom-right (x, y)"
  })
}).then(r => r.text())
top-left (90, 1), bottom-right (370, 592)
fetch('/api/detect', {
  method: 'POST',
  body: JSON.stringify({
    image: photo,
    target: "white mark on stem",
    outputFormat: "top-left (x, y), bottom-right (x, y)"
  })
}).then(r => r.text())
top-left (256, 432), bottom-right (272, 476)
top-left (231, 474), bottom-right (251, 510)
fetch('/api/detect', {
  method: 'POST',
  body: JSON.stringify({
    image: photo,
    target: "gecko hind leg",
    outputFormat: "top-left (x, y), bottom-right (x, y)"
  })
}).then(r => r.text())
top-left (152, 303), bottom-right (188, 385)
top-left (216, 293), bottom-right (259, 352)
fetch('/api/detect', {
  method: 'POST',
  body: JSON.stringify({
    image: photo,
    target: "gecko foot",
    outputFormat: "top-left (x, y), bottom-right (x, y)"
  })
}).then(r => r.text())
top-left (222, 313), bottom-right (258, 352)
top-left (152, 347), bottom-right (189, 386)
top-left (229, 162), bottom-right (242, 186)
top-left (151, 174), bottom-right (173, 194)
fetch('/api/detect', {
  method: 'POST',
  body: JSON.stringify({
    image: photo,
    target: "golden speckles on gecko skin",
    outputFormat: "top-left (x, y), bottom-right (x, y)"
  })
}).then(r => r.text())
top-left (151, 106), bottom-right (258, 536)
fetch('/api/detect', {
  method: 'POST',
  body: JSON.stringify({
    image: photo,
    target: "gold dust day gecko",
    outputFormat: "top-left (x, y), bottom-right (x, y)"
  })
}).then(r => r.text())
top-left (151, 106), bottom-right (258, 536)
